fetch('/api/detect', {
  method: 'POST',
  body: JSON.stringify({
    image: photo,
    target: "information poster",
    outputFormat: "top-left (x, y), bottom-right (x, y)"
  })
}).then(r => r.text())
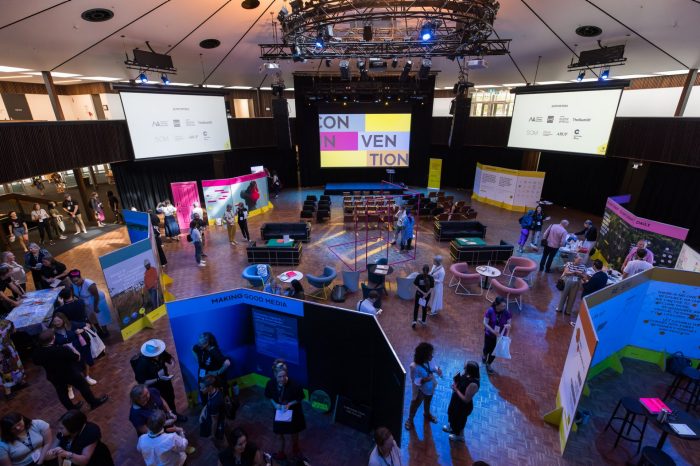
top-left (597, 198), bottom-right (689, 271)
top-left (201, 172), bottom-right (270, 222)
top-left (427, 158), bottom-right (442, 189)
top-left (170, 181), bottom-right (201, 230)
top-left (675, 244), bottom-right (700, 272)
top-left (252, 308), bottom-right (300, 365)
top-left (471, 163), bottom-right (545, 212)
top-left (202, 179), bottom-right (233, 220)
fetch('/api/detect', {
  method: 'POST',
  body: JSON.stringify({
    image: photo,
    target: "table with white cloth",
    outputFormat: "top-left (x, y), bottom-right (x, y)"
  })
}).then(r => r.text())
top-left (5, 287), bottom-right (62, 335)
top-left (585, 267), bottom-right (621, 286)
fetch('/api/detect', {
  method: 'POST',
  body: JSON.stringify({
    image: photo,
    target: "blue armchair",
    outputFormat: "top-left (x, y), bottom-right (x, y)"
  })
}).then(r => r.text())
top-left (342, 270), bottom-right (361, 293)
top-left (306, 266), bottom-right (336, 300)
top-left (396, 272), bottom-right (418, 300)
top-left (242, 264), bottom-right (271, 290)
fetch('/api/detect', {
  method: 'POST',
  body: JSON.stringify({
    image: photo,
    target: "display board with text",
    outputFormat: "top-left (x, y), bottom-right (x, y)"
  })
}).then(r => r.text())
top-left (201, 171), bottom-right (270, 222)
top-left (472, 163), bottom-right (545, 212)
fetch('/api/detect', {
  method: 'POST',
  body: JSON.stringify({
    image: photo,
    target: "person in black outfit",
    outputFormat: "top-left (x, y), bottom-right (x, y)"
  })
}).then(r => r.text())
top-left (236, 203), bottom-right (250, 242)
top-left (132, 339), bottom-right (187, 422)
top-left (54, 287), bottom-right (88, 323)
top-left (443, 361), bottom-right (480, 442)
top-left (33, 329), bottom-right (108, 410)
top-left (575, 219), bottom-right (598, 252)
top-left (107, 191), bottom-right (122, 224)
top-left (45, 410), bottom-right (114, 466)
top-left (412, 265), bottom-right (435, 329)
top-left (152, 223), bottom-right (168, 267)
top-left (192, 332), bottom-right (231, 404)
top-left (581, 259), bottom-right (608, 297)
top-left (284, 279), bottom-right (305, 300)
top-left (264, 359), bottom-right (306, 461)
top-left (199, 376), bottom-right (225, 440)
top-left (24, 243), bottom-right (50, 290)
top-left (218, 427), bottom-right (265, 466)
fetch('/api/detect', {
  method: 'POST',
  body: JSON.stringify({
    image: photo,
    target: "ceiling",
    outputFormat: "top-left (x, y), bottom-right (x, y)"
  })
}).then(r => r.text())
top-left (0, 0), bottom-right (698, 89)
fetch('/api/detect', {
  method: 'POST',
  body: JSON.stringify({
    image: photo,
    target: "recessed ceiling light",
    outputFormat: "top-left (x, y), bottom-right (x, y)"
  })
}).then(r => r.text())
top-left (199, 39), bottom-right (221, 49)
top-left (575, 25), bottom-right (602, 37)
top-left (226, 86), bottom-right (253, 89)
top-left (654, 70), bottom-right (688, 75)
top-left (0, 66), bottom-right (31, 72)
top-left (613, 74), bottom-right (654, 79)
top-left (536, 81), bottom-right (567, 85)
top-left (259, 87), bottom-right (272, 91)
top-left (169, 82), bottom-right (194, 86)
top-left (81, 8), bottom-right (114, 22)
top-left (82, 76), bottom-right (121, 81)
top-left (473, 85), bottom-right (500, 88)
top-left (25, 71), bottom-right (82, 78)
top-left (502, 83), bottom-right (526, 87)
top-left (203, 84), bottom-right (225, 88)
top-left (442, 86), bottom-right (453, 89)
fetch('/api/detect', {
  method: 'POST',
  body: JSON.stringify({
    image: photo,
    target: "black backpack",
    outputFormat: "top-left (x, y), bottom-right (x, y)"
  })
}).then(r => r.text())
top-left (331, 285), bottom-right (347, 303)
top-left (666, 351), bottom-right (692, 375)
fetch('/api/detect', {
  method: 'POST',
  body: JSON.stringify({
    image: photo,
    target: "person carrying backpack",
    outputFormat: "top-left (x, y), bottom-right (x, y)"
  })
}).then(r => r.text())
top-left (517, 210), bottom-right (534, 253)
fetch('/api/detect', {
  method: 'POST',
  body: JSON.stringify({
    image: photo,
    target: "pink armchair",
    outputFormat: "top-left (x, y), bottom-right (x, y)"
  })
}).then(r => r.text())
top-left (504, 256), bottom-right (537, 285)
top-left (448, 262), bottom-right (483, 296)
top-left (486, 277), bottom-right (529, 310)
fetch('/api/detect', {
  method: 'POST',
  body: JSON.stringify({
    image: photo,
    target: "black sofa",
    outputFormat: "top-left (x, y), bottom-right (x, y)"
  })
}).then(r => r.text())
top-left (433, 220), bottom-right (487, 241)
top-left (246, 241), bottom-right (302, 266)
top-left (450, 240), bottom-right (514, 264)
top-left (260, 222), bottom-right (311, 242)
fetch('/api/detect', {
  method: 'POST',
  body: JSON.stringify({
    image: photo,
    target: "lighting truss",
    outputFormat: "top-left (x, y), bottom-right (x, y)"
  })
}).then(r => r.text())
top-left (259, 0), bottom-right (510, 61)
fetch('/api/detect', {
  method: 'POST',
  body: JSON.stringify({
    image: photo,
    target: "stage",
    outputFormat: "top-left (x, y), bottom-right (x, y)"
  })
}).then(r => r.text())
top-left (324, 182), bottom-right (404, 195)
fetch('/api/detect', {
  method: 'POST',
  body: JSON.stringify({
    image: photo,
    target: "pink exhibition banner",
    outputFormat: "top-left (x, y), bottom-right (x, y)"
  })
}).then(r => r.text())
top-left (201, 171), bottom-right (269, 220)
top-left (170, 181), bottom-right (201, 230)
top-left (605, 199), bottom-right (689, 240)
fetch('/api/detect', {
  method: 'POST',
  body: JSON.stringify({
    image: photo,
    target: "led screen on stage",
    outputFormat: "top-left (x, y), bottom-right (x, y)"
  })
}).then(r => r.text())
top-left (120, 92), bottom-right (231, 159)
top-left (507, 89), bottom-right (622, 155)
top-left (319, 113), bottom-right (411, 167)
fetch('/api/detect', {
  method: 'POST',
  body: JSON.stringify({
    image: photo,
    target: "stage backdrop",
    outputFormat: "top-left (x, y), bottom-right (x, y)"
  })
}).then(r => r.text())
top-left (166, 288), bottom-right (406, 444)
top-left (597, 197), bottom-right (689, 271)
top-left (201, 171), bottom-right (270, 223)
top-left (472, 163), bottom-right (545, 212)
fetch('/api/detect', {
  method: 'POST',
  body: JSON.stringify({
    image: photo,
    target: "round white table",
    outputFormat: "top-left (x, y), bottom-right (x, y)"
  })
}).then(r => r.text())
top-left (278, 270), bottom-right (304, 283)
top-left (475, 265), bottom-right (501, 289)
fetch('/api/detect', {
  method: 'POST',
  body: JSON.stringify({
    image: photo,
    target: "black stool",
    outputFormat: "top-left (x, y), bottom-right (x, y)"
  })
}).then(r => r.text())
top-left (663, 366), bottom-right (700, 412)
top-left (636, 446), bottom-right (675, 466)
top-left (604, 397), bottom-right (649, 453)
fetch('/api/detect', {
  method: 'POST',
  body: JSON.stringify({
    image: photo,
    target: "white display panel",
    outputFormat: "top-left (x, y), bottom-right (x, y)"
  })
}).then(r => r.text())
top-left (120, 92), bottom-right (231, 159)
top-left (507, 89), bottom-right (622, 155)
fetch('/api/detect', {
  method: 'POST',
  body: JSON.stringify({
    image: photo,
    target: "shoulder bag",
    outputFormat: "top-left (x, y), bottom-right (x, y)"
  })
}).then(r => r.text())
top-left (541, 226), bottom-right (551, 247)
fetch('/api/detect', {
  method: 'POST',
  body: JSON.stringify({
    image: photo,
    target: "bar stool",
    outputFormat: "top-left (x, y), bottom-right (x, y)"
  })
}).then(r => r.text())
top-left (604, 397), bottom-right (648, 453)
top-left (663, 366), bottom-right (700, 412)
top-left (636, 446), bottom-right (675, 466)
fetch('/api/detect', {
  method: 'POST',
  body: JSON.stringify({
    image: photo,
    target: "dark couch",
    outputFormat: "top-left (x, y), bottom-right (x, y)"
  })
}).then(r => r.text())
top-left (433, 220), bottom-right (487, 241)
top-left (450, 240), bottom-right (514, 264)
top-left (260, 222), bottom-right (311, 242)
top-left (246, 241), bottom-right (302, 266)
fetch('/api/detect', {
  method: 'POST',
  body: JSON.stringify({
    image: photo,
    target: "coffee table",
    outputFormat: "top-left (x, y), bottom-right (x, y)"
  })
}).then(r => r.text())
top-left (475, 265), bottom-right (501, 290)
top-left (6, 287), bottom-right (63, 335)
top-left (278, 270), bottom-right (304, 283)
top-left (649, 409), bottom-right (700, 450)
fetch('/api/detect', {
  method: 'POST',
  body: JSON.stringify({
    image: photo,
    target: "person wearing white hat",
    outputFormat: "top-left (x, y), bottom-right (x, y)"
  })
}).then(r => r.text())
top-left (132, 339), bottom-right (187, 423)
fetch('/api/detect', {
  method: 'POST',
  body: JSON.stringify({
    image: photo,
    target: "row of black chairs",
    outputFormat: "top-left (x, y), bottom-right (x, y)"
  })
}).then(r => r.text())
top-left (302, 195), bottom-right (331, 222)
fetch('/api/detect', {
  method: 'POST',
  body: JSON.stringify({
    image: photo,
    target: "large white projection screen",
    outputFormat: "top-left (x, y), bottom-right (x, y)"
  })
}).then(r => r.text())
top-left (120, 92), bottom-right (231, 159)
top-left (507, 89), bottom-right (623, 155)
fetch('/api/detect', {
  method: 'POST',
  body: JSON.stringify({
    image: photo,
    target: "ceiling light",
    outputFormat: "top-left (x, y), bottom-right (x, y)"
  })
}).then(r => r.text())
top-left (137, 72), bottom-right (148, 84)
top-left (399, 60), bottom-right (412, 82)
top-left (0, 75), bottom-right (30, 79)
top-left (473, 84), bottom-right (500, 88)
top-left (613, 74), bottom-right (654, 79)
top-left (199, 39), bottom-right (221, 49)
top-left (502, 83), bottom-right (526, 87)
top-left (0, 66), bottom-right (31, 72)
top-left (571, 77), bottom-right (598, 82)
top-left (654, 70), bottom-right (688, 75)
top-left (576, 71), bottom-right (585, 82)
top-left (226, 85), bottom-right (253, 89)
top-left (599, 69), bottom-right (610, 80)
top-left (418, 59), bottom-right (431, 79)
top-left (241, 0), bottom-right (260, 9)
top-left (259, 87), bottom-right (272, 91)
top-left (339, 60), bottom-right (350, 81)
top-left (203, 84), bottom-right (225, 88)
top-left (315, 33), bottom-right (324, 49)
top-left (420, 22), bottom-right (435, 41)
top-left (25, 71), bottom-right (82, 78)
top-left (82, 76), bottom-right (121, 81)
top-left (81, 8), bottom-right (114, 22)
top-left (169, 82), bottom-right (193, 86)
top-left (161, 74), bottom-right (170, 85)
top-left (363, 25), bottom-right (373, 41)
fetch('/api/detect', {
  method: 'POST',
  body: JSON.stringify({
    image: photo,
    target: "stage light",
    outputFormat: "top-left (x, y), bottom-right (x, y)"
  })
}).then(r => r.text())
top-left (315, 33), bottom-right (324, 49)
top-left (339, 60), bottom-right (350, 81)
top-left (292, 44), bottom-right (303, 62)
top-left (577, 70), bottom-right (585, 82)
top-left (418, 59), bottom-right (431, 79)
top-left (420, 22), bottom-right (435, 41)
top-left (363, 25), bottom-right (373, 41)
top-left (399, 60), bottom-right (412, 82)
top-left (160, 73), bottom-right (170, 85)
top-left (325, 59), bottom-right (331, 67)
top-left (137, 72), bottom-right (148, 84)
top-left (277, 6), bottom-right (288, 22)
top-left (391, 58), bottom-right (398, 68)
top-left (600, 69), bottom-right (610, 80)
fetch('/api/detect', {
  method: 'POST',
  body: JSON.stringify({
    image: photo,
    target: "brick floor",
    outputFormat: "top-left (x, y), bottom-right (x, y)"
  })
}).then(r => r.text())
top-left (4, 187), bottom-right (698, 466)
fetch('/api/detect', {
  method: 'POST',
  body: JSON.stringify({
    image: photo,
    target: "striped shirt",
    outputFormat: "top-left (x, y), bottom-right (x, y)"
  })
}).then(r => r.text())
top-left (565, 262), bottom-right (586, 282)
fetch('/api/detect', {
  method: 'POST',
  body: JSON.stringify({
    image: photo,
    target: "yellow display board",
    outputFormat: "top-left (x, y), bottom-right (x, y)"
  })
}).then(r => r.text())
top-left (427, 158), bottom-right (442, 189)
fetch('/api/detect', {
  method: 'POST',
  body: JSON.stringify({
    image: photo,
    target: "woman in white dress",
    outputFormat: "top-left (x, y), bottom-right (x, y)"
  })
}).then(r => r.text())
top-left (429, 255), bottom-right (445, 316)
top-left (157, 200), bottom-right (180, 241)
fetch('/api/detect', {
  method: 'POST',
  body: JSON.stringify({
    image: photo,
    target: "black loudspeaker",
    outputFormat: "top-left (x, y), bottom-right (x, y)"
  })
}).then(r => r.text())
top-left (448, 95), bottom-right (471, 150)
top-left (272, 98), bottom-right (293, 151)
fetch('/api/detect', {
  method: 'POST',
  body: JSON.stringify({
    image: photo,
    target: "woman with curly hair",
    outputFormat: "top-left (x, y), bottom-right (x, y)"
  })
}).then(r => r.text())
top-left (405, 342), bottom-right (442, 430)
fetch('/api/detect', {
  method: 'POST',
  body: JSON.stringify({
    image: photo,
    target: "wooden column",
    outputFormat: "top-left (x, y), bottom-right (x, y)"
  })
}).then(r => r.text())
top-left (522, 150), bottom-right (541, 171)
top-left (41, 71), bottom-right (65, 121)
top-left (72, 168), bottom-right (94, 224)
top-left (674, 68), bottom-right (698, 117)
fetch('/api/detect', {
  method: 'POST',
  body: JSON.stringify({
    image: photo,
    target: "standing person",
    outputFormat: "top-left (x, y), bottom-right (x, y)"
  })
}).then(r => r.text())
top-left (0, 320), bottom-right (27, 400)
top-left (622, 248), bottom-right (654, 279)
top-left (236, 203), bottom-right (250, 243)
top-left (1, 252), bottom-right (26, 293)
top-left (62, 194), bottom-right (87, 235)
top-left (539, 220), bottom-right (569, 273)
top-left (390, 205), bottom-right (406, 246)
top-left (412, 265), bottom-right (434, 329)
top-left (136, 410), bottom-right (188, 466)
top-left (575, 220), bottom-right (598, 253)
top-left (199, 376), bottom-right (225, 440)
top-left (89, 192), bottom-right (106, 227)
top-left (32, 177), bottom-right (46, 196)
top-left (152, 223), bottom-right (168, 268)
top-left (223, 205), bottom-right (238, 246)
top-left (32, 329), bottom-right (108, 410)
top-left (143, 260), bottom-right (159, 310)
top-left (621, 239), bottom-right (654, 271)
top-left (190, 202), bottom-right (204, 222)
top-left (23, 243), bottom-right (49, 290)
top-left (443, 361), bottom-right (480, 441)
top-left (428, 255), bottom-right (445, 316)
top-left (192, 332), bottom-right (230, 404)
top-left (54, 287), bottom-right (88, 323)
top-left (0, 266), bottom-right (24, 313)
top-left (368, 427), bottom-right (401, 466)
top-left (581, 259), bottom-right (608, 298)
top-left (189, 220), bottom-right (205, 267)
top-left (47, 201), bottom-right (67, 240)
top-left (271, 171), bottom-right (281, 199)
top-left (68, 270), bottom-right (110, 336)
top-left (400, 209), bottom-right (415, 251)
top-left (556, 255), bottom-right (586, 316)
top-left (0, 413), bottom-right (53, 466)
top-left (132, 339), bottom-right (188, 423)
top-left (264, 360), bottom-right (306, 461)
top-left (191, 213), bottom-right (207, 251)
top-left (106, 191), bottom-right (122, 224)
top-left (7, 212), bottom-right (28, 252)
top-left (218, 427), bottom-right (265, 466)
top-left (405, 342), bottom-right (442, 430)
top-left (482, 296), bottom-right (512, 374)
top-left (517, 210), bottom-right (534, 253)
top-left (528, 205), bottom-right (550, 250)
top-left (45, 410), bottom-right (114, 466)
top-left (356, 290), bottom-right (382, 316)
top-left (30, 203), bottom-right (54, 246)
top-left (158, 200), bottom-right (180, 241)
top-left (50, 313), bottom-right (97, 385)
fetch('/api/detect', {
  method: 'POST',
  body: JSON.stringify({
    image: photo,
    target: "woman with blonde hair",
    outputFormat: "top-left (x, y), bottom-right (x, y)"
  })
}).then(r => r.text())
top-left (264, 359), bottom-right (306, 461)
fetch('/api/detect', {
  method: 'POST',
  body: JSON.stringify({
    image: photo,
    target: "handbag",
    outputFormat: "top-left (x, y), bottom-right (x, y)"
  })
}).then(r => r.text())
top-left (556, 278), bottom-right (566, 290)
top-left (186, 234), bottom-right (193, 242)
top-left (84, 327), bottom-right (106, 358)
top-left (493, 335), bottom-right (512, 359)
top-left (57, 217), bottom-right (66, 232)
top-left (666, 351), bottom-right (691, 375)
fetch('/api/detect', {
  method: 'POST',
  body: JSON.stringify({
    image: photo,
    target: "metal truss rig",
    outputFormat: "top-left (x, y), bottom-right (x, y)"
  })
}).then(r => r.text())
top-left (259, 0), bottom-right (510, 60)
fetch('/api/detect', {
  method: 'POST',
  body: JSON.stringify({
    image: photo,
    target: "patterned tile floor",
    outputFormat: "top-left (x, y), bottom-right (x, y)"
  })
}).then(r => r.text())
top-left (4, 187), bottom-right (698, 466)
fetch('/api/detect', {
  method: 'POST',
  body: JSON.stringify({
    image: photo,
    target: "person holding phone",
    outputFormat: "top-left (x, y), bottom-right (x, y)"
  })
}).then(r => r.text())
top-left (405, 342), bottom-right (442, 430)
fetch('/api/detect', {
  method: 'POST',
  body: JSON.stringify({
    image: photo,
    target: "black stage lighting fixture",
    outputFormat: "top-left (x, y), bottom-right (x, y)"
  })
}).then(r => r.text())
top-left (272, 82), bottom-right (285, 96)
top-left (577, 70), bottom-right (585, 82)
top-left (363, 25), bottom-right (373, 41)
top-left (325, 59), bottom-right (331, 67)
top-left (418, 59), bottom-right (431, 79)
top-left (241, 0), bottom-right (260, 9)
top-left (339, 60), bottom-right (350, 80)
top-left (399, 60), bottom-right (412, 82)
top-left (391, 58), bottom-right (398, 68)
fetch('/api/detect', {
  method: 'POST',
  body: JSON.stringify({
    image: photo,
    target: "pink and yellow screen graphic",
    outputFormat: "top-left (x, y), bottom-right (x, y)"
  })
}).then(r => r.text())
top-left (319, 114), bottom-right (411, 167)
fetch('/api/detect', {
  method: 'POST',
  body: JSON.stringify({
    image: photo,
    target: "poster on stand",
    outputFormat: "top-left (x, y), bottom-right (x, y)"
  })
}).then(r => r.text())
top-left (471, 163), bottom-right (545, 212)
top-left (427, 158), bottom-right (442, 189)
top-left (170, 181), bottom-right (201, 230)
top-left (597, 198), bottom-right (689, 271)
top-left (201, 172), bottom-right (270, 223)
top-left (675, 244), bottom-right (700, 272)
top-left (202, 178), bottom-right (233, 221)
